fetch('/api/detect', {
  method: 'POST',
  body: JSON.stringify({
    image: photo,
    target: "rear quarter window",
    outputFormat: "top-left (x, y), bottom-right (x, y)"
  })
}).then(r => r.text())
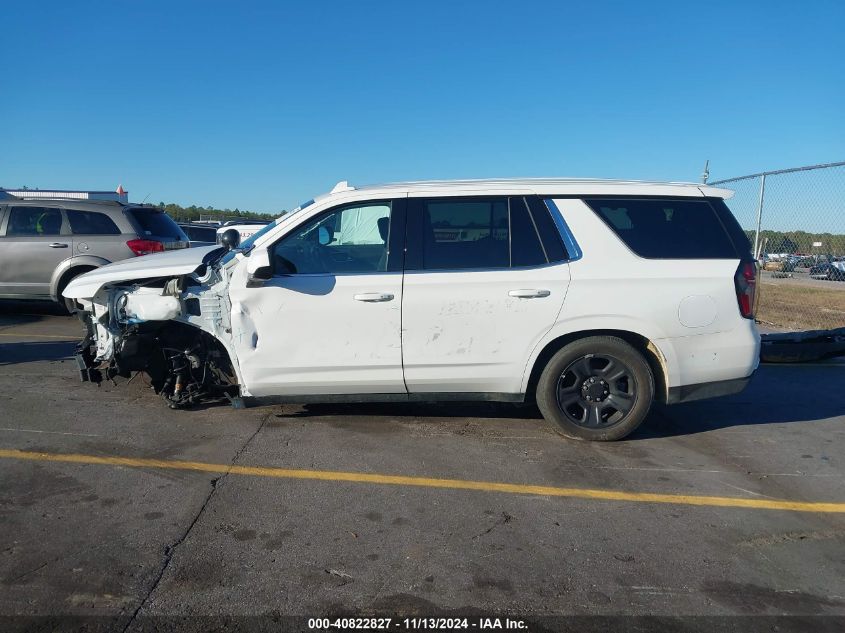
top-left (127, 208), bottom-right (187, 240)
top-left (67, 209), bottom-right (121, 235)
top-left (584, 198), bottom-right (740, 259)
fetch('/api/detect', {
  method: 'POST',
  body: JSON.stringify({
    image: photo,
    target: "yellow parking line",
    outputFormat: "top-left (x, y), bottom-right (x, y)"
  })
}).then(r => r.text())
top-left (1, 448), bottom-right (843, 514)
top-left (0, 332), bottom-right (76, 339)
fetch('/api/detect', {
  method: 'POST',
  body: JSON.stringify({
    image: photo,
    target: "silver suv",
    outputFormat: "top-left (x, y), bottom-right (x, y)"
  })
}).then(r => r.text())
top-left (0, 198), bottom-right (189, 311)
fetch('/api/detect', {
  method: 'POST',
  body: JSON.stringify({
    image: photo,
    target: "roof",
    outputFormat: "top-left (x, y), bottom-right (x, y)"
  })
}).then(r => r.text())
top-left (0, 197), bottom-right (162, 209)
top-left (1, 197), bottom-right (123, 206)
top-left (321, 178), bottom-right (734, 200)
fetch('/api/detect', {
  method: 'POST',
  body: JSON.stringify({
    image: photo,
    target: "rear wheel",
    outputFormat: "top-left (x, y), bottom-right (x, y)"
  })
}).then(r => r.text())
top-left (536, 336), bottom-right (654, 441)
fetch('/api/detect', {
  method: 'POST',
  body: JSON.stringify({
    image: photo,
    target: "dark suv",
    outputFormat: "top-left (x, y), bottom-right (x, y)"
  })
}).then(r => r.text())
top-left (0, 198), bottom-right (189, 310)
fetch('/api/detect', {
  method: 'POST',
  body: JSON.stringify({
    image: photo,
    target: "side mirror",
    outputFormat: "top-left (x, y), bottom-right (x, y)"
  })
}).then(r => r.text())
top-left (318, 226), bottom-right (332, 246)
top-left (245, 247), bottom-right (272, 288)
top-left (220, 229), bottom-right (241, 250)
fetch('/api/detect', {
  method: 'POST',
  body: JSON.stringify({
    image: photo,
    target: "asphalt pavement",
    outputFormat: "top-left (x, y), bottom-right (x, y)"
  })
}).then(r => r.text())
top-left (0, 301), bottom-right (843, 631)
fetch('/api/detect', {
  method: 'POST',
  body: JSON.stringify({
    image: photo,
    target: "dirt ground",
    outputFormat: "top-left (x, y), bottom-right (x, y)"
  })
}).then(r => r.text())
top-left (757, 276), bottom-right (845, 331)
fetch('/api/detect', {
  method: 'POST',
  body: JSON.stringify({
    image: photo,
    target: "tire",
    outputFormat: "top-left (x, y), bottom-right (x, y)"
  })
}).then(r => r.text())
top-left (536, 336), bottom-right (654, 441)
top-left (57, 267), bottom-right (94, 315)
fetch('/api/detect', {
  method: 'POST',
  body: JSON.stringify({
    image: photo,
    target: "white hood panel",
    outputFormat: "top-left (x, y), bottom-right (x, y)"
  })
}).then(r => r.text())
top-left (63, 246), bottom-right (224, 299)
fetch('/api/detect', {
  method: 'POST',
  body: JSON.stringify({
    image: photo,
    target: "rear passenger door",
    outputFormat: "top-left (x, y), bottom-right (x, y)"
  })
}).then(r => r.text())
top-left (402, 195), bottom-right (571, 395)
top-left (0, 205), bottom-right (72, 298)
top-left (66, 208), bottom-right (131, 263)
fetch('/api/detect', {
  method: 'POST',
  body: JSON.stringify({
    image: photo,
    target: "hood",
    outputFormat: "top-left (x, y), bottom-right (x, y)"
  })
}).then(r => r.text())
top-left (64, 245), bottom-right (225, 299)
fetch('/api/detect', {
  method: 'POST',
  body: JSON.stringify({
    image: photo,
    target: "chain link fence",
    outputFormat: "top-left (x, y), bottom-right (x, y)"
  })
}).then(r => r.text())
top-left (710, 161), bottom-right (845, 332)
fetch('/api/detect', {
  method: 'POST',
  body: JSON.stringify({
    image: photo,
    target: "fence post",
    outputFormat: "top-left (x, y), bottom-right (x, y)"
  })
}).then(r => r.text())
top-left (753, 174), bottom-right (767, 259)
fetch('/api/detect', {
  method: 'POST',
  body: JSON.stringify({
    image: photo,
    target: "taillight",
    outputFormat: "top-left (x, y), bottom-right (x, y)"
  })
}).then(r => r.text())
top-left (127, 239), bottom-right (165, 256)
top-left (735, 261), bottom-right (757, 319)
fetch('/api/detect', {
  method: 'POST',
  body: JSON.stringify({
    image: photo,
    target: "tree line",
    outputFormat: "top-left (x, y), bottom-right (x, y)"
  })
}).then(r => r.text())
top-left (745, 230), bottom-right (845, 256)
top-left (155, 202), bottom-right (280, 223)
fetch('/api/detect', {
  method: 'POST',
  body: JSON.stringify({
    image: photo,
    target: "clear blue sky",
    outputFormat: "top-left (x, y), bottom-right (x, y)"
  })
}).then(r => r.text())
top-left (2, 0), bottom-right (843, 214)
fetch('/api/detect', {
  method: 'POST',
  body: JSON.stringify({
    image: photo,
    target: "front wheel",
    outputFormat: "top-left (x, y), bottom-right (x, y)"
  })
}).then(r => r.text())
top-left (536, 336), bottom-right (654, 441)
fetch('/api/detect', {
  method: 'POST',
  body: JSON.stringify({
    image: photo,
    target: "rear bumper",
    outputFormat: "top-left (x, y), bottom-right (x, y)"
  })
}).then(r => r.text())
top-left (666, 372), bottom-right (754, 404)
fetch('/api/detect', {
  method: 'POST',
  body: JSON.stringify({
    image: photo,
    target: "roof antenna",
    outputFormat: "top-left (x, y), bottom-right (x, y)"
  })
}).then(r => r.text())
top-left (701, 160), bottom-right (710, 184)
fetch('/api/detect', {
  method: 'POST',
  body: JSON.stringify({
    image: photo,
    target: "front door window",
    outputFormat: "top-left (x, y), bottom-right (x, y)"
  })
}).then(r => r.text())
top-left (272, 203), bottom-right (391, 275)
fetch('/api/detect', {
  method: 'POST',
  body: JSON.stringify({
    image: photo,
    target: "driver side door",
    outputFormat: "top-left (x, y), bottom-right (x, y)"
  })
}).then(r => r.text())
top-left (230, 198), bottom-right (407, 397)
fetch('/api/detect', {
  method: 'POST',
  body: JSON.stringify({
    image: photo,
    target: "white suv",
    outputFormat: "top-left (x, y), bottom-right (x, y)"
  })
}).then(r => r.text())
top-left (66, 179), bottom-right (760, 441)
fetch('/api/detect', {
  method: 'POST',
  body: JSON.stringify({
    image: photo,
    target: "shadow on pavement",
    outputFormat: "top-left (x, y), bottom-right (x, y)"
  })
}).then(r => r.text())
top-left (283, 401), bottom-right (544, 420)
top-left (0, 340), bottom-right (76, 365)
top-left (280, 364), bottom-right (845, 438)
top-left (0, 300), bottom-right (70, 329)
top-left (634, 364), bottom-right (845, 439)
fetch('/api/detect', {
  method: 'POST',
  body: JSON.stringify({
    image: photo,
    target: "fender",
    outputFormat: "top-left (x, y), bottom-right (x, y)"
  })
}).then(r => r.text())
top-left (518, 314), bottom-right (679, 395)
top-left (50, 255), bottom-right (111, 301)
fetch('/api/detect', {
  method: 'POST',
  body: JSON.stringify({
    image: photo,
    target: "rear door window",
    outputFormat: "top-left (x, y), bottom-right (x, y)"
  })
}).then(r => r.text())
top-left (407, 196), bottom-right (569, 270)
top-left (127, 208), bottom-right (186, 239)
top-left (509, 197), bottom-right (547, 267)
top-left (422, 199), bottom-right (510, 269)
top-left (584, 198), bottom-right (739, 259)
top-left (7, 206), bottom-right (63, 236)
top-left (528, 197), bottom-right (569, 262)
top-left (67, 209), bottom-right (121, 235)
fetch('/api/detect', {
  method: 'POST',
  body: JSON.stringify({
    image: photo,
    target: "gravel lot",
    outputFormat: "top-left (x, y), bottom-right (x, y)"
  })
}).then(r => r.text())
top-left (1, 302), bottom-right (843, 631)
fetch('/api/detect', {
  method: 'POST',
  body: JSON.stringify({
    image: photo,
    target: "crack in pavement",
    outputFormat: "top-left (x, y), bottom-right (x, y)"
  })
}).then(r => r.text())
top-left (471, 511), bottom-right (513, 539)
top-left (120, 411), bottom-right (271, 632)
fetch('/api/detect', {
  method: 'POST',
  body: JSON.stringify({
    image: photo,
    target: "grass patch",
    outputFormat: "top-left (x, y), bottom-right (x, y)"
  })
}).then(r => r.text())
top-left (758, 282), bottom-right (845, 331)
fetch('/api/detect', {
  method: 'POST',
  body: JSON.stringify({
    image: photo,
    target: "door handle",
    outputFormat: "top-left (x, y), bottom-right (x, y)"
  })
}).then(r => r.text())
top-left (509, 289), bottom-right (551, 298)
top-left (353, 292), bottom-right (394, 302)
top-left (48, 243), bottom-right (69, 248)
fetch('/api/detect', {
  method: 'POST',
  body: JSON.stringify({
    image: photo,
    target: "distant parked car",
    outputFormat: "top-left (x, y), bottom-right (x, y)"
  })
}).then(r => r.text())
top-left (215, 220), bottom-right (271, 245)
top-left (810, 260), bottom-right (845, 281)
top-left (178, 223), bottom-right (218, 247)
top-left (0, 199), bottom-right (189, 311)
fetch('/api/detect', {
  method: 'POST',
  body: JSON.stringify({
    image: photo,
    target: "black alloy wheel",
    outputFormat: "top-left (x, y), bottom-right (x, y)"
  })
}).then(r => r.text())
top-left (555, 353), bottom-right (636, 429)
top-left (536, 336), bottom-right (654, 441)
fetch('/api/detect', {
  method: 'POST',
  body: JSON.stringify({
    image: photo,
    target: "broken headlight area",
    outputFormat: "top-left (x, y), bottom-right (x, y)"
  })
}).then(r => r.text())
top-left (76, 318), bottom-right (238, 410)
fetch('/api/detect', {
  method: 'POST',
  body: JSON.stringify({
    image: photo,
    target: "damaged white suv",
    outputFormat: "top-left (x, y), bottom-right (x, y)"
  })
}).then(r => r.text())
top-left (66, 179), bottom-right (760, 441)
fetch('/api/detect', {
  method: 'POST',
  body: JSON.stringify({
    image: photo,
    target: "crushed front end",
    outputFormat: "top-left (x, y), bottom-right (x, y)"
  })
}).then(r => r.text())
top-left (73, 268), bottom-right (242, 409)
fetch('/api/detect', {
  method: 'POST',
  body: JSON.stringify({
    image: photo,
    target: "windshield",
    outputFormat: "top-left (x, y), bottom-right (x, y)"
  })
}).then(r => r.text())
top-left (218, 199), bottom-right (315, 266)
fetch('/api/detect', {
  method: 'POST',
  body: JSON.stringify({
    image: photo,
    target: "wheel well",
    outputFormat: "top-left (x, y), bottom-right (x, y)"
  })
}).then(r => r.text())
top-left (525, 329), bottom-right (669, 404)
top-left (132, 320), bottom-right (238, 389)
top-left (56, 265), bottom-right (97, 299)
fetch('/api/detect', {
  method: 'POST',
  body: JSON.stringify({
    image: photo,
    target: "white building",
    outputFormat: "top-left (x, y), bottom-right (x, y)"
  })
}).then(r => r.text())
top-left (0, 185), bottom-right (129, 203)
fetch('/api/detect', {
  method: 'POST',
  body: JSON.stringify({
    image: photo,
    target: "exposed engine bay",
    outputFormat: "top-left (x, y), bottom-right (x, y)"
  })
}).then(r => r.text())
top-left (74, 267), bottom-right (242, 409)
